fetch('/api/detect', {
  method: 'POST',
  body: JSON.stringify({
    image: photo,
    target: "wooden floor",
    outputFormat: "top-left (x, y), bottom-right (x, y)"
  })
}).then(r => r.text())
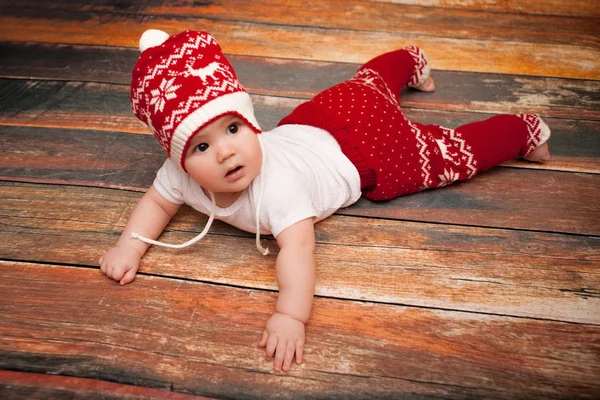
top-left (1, 1), bottom-right (599, 399)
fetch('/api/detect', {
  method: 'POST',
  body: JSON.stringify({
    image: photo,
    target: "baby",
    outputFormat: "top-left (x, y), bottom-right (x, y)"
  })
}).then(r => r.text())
top-left (100, 29), bottom-right (551, 373)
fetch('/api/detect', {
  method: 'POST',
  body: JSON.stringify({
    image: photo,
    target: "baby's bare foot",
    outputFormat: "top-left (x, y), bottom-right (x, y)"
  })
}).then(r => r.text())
top-left (414, 76), bottom-right (435, 92)
top-left (524, 142), bottom-right (551, 162)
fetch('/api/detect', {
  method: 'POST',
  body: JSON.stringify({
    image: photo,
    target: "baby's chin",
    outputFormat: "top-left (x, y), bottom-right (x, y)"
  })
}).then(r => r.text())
top-left (195, 167), bottom-right (259, 197)
top-left (200, 181), bottom-right (251, 198)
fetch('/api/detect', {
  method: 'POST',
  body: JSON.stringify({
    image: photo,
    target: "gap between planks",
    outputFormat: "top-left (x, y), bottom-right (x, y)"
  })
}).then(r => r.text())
top-left (2, 181), bottom-right (599, 325)
top-left (1, 260), bottom-right (599, 398)
top-left (0, 15), bottom-right (598, 79)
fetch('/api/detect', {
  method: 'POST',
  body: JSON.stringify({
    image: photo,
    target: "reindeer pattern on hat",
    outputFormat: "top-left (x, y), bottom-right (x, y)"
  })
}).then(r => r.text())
top-left (185, 61), bottom-right (228, 82)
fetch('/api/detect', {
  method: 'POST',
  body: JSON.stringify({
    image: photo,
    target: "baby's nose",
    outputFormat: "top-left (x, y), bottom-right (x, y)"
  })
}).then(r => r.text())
top-left (218, 144), bottom-right (236, 162)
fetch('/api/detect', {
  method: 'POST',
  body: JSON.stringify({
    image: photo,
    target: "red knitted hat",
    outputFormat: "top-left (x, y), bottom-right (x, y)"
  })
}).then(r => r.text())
top-left (131, 29), bottom-right (261, 171)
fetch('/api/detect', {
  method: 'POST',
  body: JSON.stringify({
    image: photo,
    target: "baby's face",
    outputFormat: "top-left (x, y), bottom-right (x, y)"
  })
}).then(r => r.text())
top-left (183, 115), bottom-right (262, 196)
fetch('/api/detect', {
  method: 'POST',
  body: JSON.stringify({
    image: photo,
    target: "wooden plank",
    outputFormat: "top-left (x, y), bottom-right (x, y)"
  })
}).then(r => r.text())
top-left (367, 0), bottom-right (600, 17)
top-left (343, 167), bottom-right (600, 236)
top-left (5, 0), bottom-right (599, 47)
top-left (2, 44), bottom-right (599, 121)
top-left (2, 181), bottom-right (599, 324)
top-left (1, 2), bottom-right (597, 398)
top-left (1, 261), bottom-right (599, 398)
top-left (0, 370), bottom-right (209, 400)
top-left (0, 15), bottom-right (597, 79)
top-left (0, 79), bottom-right (143, 134)
top-left (0, 118), bottom-right (598, 226)
top-left (1, 81), bottom-right (598, 174)
top-left (0, 42), bottom-right (137, 84)
top-left (143, 1), bottom-right (600, 44)
top-left (1, 126), bottom-right (599, 235)
top-left (5, 0), bottom-right (600, 18)
top-left (0, 126), bottom-right (161, 191)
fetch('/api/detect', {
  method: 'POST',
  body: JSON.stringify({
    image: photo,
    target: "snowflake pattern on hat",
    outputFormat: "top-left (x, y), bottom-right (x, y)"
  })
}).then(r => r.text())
top-left (131, 30), bottom-right (260, 171)
top-left (150, 77), bottom-right (181, 113)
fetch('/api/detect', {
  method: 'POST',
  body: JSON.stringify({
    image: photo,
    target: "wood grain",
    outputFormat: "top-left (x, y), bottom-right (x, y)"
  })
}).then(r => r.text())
top-left (5, 0), bottom-right (599, 47)
top-left (2, 125), bottom-right (599, 233)
top-left (2, 182), bottom-right (599, 324)
top-left (2, 44), bottom-right (599, 121)
top-left (345, 167), bottom-right (600, 235)
top-left (1, 80), bottom-right (598, 174)
top-left (0, 15), bottom-right (598, 79)
top-left (6, 0), bottom-right (600, 17)
top-left (1, 0), bottom-right (599, 397)
top-left (1, 261), bottom-right (599, 399)
top-left (0, 370), bottom-right (209, 400)
top-left (0, 126), bottom-right (162, 191)
top-left (366, 0), bottom-right (600, 17)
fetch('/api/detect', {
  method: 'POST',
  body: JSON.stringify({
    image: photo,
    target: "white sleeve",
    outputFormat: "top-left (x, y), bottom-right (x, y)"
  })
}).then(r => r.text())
top-left (263, 171), bottom-right (317, 238)
top-left (153, 159), bottom-right (185, 205)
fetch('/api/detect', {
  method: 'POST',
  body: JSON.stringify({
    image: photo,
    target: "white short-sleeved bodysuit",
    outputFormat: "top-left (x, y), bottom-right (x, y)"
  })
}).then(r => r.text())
top-left (153, 124), bottom-right (361, 238)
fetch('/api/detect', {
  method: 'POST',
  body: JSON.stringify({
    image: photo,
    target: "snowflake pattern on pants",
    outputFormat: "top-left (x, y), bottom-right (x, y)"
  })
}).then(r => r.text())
top-left (434, 126), bottom-right (478, 187)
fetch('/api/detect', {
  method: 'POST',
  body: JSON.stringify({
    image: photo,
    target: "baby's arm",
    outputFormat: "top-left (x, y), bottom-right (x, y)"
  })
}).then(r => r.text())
top-left (99, 185), bottom-right (180, 285)
top-left (259, 218), bottom-right (316, 372)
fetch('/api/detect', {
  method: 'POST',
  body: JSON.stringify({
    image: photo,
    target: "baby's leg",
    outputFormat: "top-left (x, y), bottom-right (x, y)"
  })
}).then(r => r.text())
top-left (354, 47), bottom-right (431, 98)
top-left (426, 114), bottom-right (551, 187)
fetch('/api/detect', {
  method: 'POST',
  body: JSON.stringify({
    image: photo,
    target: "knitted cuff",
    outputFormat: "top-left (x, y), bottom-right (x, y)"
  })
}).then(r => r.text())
top-left (517, 114), bottom-right (552, 156)
top-left (404, 46), bottom-right (431, 88)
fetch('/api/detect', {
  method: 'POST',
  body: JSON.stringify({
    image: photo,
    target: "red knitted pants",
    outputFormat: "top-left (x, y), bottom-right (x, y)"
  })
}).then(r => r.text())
top-left (279, 47), bottom-right (551, 201)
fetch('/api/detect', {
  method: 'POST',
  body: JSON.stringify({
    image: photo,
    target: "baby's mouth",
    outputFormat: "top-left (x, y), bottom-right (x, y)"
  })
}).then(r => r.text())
top-left (226, 166), bottom-right (243, 177)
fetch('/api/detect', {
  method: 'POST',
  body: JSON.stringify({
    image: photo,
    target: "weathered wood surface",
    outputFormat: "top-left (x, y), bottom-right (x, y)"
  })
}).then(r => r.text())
top-left (4, 0), bottom-right (599, 47)
top-left (2, 261), bottom-right (599, 399)
top-left (1, 41), bottom-right (598, 177)
top-left (0, 371), bottom-right (209, 400)
top-left (1, 0), bottom-right (599, 398)
top-left (1, 90), bottom-right (598, 174)
top-left (2, 43), bottom-right (599, 121)
top-left (5, 0), bottom-right (600, 18)
top-left (367, 0), bottom-right (600, 17)
top-left (1, 1), bottom-right (599, 79)
top-left (2, 126), bottom-right (599, 235)
top-left (1, 76), bottom-right (599, 174)
top-left (346, 168), bottom-right (600, 235)
top-left (2, 181), bottom-right (599, 324)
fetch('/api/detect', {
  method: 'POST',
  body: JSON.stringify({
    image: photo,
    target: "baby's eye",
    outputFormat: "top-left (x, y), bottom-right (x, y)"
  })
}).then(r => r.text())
top-left (194, 143), bottom-right (209, 153)
top-left (227, 123), bottom-right (239, 134)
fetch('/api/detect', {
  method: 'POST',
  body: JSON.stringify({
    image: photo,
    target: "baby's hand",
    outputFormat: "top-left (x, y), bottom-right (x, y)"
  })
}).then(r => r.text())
top-left (99, 246), bottom-right (142, 285)
top-left (259, 312), bottom-right (305, 373)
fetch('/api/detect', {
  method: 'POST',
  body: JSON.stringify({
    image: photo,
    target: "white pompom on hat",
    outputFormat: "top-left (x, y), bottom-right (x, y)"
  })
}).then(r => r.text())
top-left (130, 29), bottom-right (261, 172)
top-left (138, 29), bottom-right (170, 52)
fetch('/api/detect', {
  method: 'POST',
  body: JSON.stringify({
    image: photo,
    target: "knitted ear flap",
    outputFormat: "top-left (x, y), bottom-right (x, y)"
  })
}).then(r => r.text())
top-left (131, 189), bottom-right (217, 249)
top-left (130, 29), bottom-right (261, 172)
top-left (130, 136), bottom-right (270, 256)
top-left (130, 29), bottom-right (269, 256)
